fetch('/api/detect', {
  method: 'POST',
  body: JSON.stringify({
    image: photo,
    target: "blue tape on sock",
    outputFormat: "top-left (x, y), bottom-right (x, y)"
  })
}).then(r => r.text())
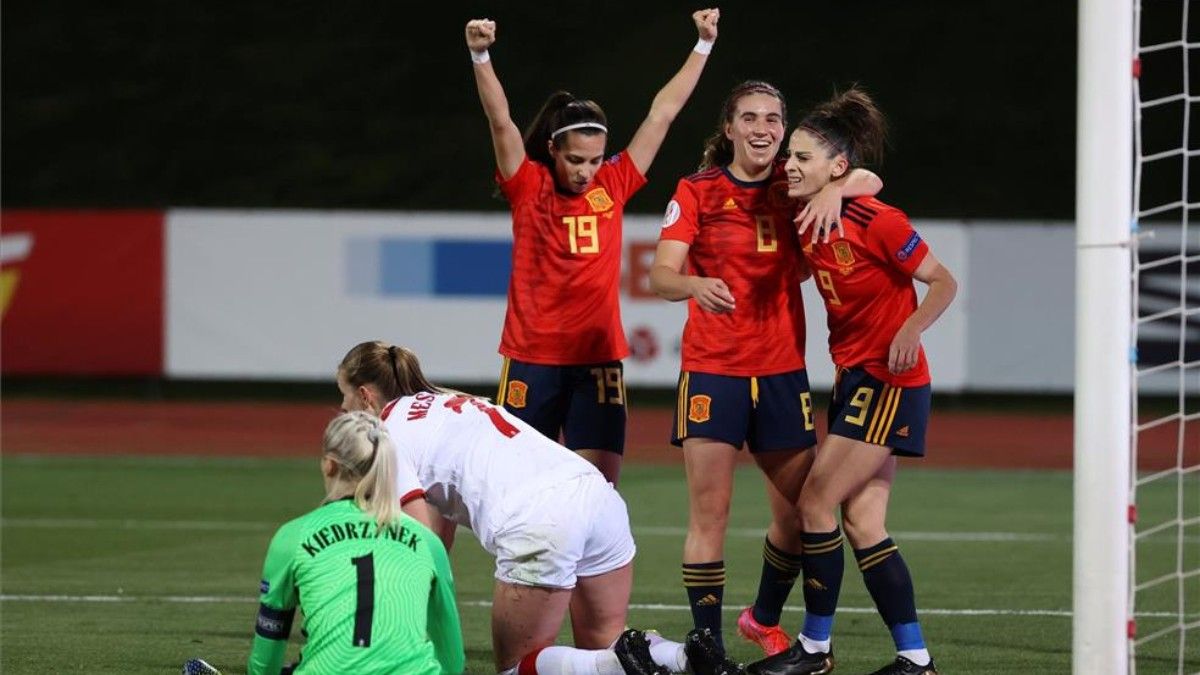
top-left (891, 622), bottom-right (925, 650)
top-left (802, 613), bottom-right (834, 641)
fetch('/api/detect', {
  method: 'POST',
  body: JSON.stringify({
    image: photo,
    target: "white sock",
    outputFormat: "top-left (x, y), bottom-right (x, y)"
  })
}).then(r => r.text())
top-left (798, 633), bottom-right (831, 654)
top-left (898, 648), bottom-right (931, 666)
top-left (519, 645), bottom-right (624, 674)
top-left (643, 632), bottom-right (688, 672)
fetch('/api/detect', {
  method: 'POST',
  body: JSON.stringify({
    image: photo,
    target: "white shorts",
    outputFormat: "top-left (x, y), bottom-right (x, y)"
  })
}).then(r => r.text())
top-left (491, 473), bottom-right (636, 589)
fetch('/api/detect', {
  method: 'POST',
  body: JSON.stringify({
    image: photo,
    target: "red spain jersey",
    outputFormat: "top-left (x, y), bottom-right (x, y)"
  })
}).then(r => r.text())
top-left (496, 150), bottom-right (646, 365)
top-left (660, 165), bottom-right (806, 376)
top-left (803, 196), bottom-right (931, 386)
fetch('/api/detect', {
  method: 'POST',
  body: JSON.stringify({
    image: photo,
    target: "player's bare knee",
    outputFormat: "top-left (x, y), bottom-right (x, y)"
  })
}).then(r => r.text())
top-left (769, 507), bottom-right (804, 537)
top-left (688, 509), bottom-right (730, 539)
top-left (798, 486), bottom-right (837, 524)
top-left (575, 617), bottom-right (625, 649)
top-left (841, 503), bottom-right (887, 547)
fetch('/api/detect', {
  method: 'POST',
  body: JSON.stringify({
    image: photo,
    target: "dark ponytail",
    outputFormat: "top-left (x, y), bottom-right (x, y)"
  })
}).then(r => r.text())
top-left (522, 91), bottom-right (608, 168)
top-left (798, 85), bottom-right (887, 168)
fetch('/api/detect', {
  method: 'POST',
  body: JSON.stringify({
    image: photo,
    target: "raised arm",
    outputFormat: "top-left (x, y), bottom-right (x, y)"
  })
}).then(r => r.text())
top-left (888, 252), bottom-right (958, 374)
top-left (795, 167), bottom-right (884, 243)
top-left (466, 19), bottom-right (525, 180)
top-left (625, 8), bottom-right (719, 175)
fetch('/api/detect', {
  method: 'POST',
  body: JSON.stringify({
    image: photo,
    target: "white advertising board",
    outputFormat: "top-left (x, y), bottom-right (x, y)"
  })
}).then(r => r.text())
top-left (167, 210), bottom-right (969, 389)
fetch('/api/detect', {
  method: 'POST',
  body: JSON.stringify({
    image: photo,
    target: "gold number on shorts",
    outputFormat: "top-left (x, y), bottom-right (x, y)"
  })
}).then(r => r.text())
top-left (563, 215), bottom-right (599, 254)
top-left (589, 366), bottom-right (624, 404)
top-left (799, 391), bottom-right (815, 431)
top-left (844, 386), bottom-right (875, 426)
top-left (817, 270), bottom-right (844, 306)
top-left (755, 215), bottom-right (778, 252)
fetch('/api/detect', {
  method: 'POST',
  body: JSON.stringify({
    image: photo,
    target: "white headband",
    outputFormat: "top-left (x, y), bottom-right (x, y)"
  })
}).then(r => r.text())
top-left (551, 122), bottom-right (608, 138)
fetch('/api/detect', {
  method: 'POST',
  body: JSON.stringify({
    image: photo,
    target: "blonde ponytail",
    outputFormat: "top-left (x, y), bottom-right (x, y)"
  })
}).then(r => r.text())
top-left (322, 411), bottom-right (400, 528)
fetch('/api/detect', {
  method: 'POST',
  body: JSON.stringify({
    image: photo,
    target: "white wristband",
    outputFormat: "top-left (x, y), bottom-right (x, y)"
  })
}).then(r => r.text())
top-left (693, 38), bottom-right (714, 55)
top-left (470, 49), bottom-right (490, 64)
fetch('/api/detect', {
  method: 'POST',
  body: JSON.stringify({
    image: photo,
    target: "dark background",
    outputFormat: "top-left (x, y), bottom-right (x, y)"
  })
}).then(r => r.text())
top-left (3, 2), bottom-right (1196, 392)
top-left (3, 1), bottom-right (1086, 218)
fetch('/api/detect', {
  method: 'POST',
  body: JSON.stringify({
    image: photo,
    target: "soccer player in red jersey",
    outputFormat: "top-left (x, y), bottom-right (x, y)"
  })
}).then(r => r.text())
top-left (746, 89), bottom-right (957, 675)
top-left (466, 10), bottom-right (720, 487)
top-left (648, 80), bottom-right (883, 662)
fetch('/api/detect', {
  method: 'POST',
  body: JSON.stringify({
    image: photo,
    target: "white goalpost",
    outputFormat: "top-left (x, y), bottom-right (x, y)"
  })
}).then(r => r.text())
top-left (1074, 0), bottom-right (1134, 672)
top-left (1077, 1), bottom-right (1199, 673)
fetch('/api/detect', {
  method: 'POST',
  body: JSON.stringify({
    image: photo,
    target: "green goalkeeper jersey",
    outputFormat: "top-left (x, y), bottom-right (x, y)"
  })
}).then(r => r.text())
top-left (247, 499), bottom-right (464, 675)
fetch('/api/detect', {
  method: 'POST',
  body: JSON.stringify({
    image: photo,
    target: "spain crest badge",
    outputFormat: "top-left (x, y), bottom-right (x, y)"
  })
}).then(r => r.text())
top-left (585, 188), bottom-right (614, 213)
top-left (506, 380), bottom-right (529, 409)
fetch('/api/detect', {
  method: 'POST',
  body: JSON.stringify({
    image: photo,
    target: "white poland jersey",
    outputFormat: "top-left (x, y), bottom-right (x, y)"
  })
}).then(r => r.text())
top-left (379, 391), bottom-right (598, 552)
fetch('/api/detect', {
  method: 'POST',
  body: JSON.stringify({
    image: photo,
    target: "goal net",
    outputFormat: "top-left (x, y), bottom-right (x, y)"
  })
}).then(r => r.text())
top-left (1075, 1), bottom-right (1198, 673)
top-left (1130, 1), bottom-right (1199, 673)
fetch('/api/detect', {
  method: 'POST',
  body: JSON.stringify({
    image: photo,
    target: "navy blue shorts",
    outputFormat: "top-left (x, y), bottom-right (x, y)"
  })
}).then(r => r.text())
top-left (826, 366), bottom-right (931, 457)
top-left (496, 357), bottom-right (626, 454)
top-left (670, 369), bottom-right (818, 453)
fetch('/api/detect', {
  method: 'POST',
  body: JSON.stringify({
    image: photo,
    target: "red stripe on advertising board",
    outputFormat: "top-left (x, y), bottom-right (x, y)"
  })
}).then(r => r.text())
top-left (1, 210), bottom-right (163, 375)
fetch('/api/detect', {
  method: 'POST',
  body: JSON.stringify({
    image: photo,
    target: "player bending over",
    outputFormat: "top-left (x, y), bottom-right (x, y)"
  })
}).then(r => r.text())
top-left (336, 341), bottom-right (736, 675)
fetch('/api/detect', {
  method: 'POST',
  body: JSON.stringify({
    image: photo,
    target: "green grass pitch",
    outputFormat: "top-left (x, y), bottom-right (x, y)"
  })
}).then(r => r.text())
top-left (2, 454), bottom-right (1195, 673)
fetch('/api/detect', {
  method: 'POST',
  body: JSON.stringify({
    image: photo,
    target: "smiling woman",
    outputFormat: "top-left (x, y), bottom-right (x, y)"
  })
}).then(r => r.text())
top-left (646, 80), bottom-right (884, 661)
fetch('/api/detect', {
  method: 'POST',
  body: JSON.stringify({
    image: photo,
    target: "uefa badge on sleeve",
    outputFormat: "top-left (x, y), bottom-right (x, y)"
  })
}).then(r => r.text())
top-left (662, 200), bottom-right (681, 229)
top-left (896, 232), bottom-right (922, 262)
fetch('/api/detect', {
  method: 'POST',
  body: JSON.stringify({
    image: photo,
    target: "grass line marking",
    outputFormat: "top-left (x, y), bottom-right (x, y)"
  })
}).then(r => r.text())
top-left (2, 594), bottom-right (1195, 619)
top-left (7, 517), bottom-right (1196, 543)
top-left (1, 517), bottom-right (275, 532)
top-left (0, 518), bottom-right (1064, 542)
top-left (636, 526), bottom-right (1065, 542)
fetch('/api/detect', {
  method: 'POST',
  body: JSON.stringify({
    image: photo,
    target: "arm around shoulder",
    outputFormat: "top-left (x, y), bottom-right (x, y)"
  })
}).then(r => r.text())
top-left (796, 167), bottom-right (884, 242)
top-left (839, 168), bottom-right (883, 197)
